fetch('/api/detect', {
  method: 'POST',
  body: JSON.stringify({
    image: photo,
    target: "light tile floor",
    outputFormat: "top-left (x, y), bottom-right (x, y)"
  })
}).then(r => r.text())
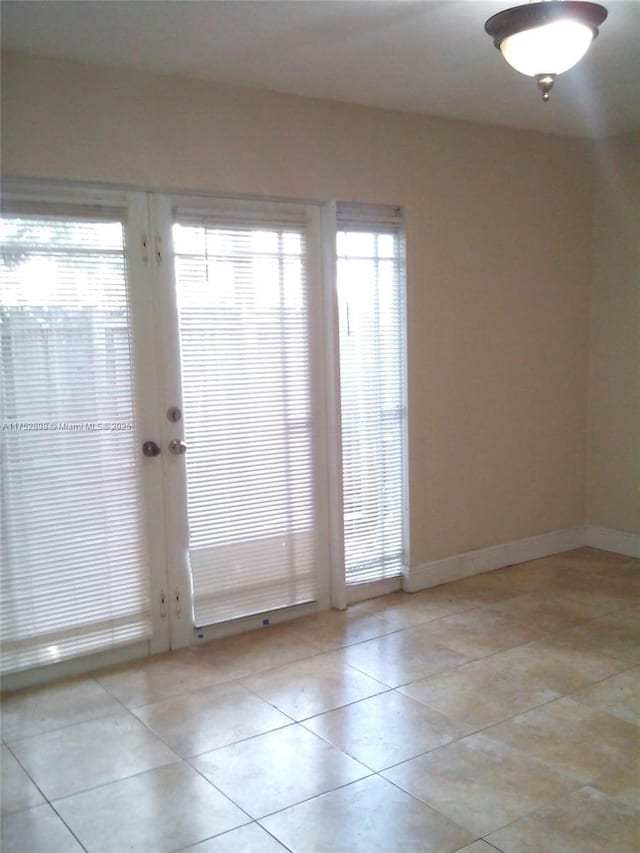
top-left (1, 547), bottom-right (638, 852)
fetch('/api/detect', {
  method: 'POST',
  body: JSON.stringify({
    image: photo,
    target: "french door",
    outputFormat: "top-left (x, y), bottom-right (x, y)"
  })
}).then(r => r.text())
top-left (1, 183), bottom-right (406, 684)
top-left (0, 188), bottom-right (170, 686)
top-left (153, 197), bottom-right (331, 643)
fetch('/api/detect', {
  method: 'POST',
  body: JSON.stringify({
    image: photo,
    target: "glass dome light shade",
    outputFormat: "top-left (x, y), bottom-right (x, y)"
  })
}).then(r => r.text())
top-left (485, 2), bottom-right (608, 77)
top-left (500, 20), bottom-right (595, 77)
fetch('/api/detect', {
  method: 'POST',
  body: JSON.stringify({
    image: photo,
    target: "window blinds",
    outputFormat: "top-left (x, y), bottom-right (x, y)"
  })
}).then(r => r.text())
top-left (0, 211), bottom-right (151, 674)
top-left (336, 204), bottom-right (406, 585)
top-left (172, 209), bottom-right (318, 626)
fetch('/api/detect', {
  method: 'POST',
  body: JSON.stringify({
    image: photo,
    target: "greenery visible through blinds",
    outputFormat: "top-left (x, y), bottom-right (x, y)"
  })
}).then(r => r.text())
top-left (0, 212), bottom-right (151, 674)
top-left (337, 204), bottom-right (406, 585)
top-left (173, 211), bottom-right (318, 626)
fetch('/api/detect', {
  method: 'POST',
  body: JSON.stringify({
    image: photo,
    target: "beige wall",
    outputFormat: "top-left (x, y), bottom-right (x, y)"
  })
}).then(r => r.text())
top-left (587, 131), bottom-right (640, 535)
top-left (1, 51), bottom-right (594, 564)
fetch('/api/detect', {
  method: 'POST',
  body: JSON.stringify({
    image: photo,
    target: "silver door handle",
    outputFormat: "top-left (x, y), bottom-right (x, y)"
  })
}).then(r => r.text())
top-left (168, 439), bottom-right (187, 455)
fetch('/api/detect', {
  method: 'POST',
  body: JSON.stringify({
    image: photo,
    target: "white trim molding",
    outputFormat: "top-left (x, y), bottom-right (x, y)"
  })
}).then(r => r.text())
top-left (403, 526), bottom-right (586, 592)
top-left (346, 576), bottom-right (403, 605)
top-left (585, 526), bottom-right (640, 559)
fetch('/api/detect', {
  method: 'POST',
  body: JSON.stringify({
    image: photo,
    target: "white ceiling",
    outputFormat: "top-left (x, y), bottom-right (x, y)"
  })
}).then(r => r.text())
top-left (2, 0), bottom-right (639, 138)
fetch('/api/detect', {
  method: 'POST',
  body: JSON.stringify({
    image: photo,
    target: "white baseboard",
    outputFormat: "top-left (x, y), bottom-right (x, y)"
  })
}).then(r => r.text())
top-left (403, 526), bottom-right (586, 593)
top-left (585, 525), bottom-right (640, 558)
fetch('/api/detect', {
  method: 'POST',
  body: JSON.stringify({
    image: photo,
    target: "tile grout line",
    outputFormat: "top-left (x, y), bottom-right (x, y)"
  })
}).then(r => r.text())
top-left (2, 550), bottom-right (637, 851)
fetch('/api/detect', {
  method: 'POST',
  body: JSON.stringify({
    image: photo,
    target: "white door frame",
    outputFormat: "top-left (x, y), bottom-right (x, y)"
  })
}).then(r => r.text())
top-left (124, 191), bottom-right (173, 655)
top-left (149, 193), bottom-right (195, 649)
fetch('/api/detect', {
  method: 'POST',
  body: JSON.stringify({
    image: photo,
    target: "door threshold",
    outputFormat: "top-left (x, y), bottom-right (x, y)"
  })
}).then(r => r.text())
top-left (192, 600), bottom-right (321, 644)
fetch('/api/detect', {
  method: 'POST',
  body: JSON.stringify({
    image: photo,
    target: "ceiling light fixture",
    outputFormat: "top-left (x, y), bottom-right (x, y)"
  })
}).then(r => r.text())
top-left (484, 1), bottom-right (607, 101)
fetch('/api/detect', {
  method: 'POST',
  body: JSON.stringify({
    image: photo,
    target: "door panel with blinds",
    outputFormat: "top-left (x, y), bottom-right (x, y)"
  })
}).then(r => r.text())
top-left (171, 207), bottom-right (322, 626)
top-left (0, 207), bottom-right (153, 675)
top-left (337, 205), bottom-right (407, 585)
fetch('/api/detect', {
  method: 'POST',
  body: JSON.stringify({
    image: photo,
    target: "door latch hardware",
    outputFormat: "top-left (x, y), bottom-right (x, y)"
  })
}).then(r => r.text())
top-left (174, 587), bottom-right (181, 616)
top-left (160, 590), bottom-right (167, 618)
top-left (168, 438), bottom-right (187, 455)
top-left (166, 406), bottom-right (182, 423)
top-left (142, 440), bottom-right (161, 457)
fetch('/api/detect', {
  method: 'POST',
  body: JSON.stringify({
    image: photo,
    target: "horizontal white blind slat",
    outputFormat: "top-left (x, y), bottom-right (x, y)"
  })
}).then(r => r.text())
top-left (174, 202), bottom-right (311, 230)
top-left (337, 203), bottom-right (403, 232)
top-left (173, 211), bottom-right (318, 626)
top-left (336, 205), bottom-right (406, 585)
top-left (0, 212), bottom-right (152, 675)
top-left (1, 202), bottom-right (128, 223)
